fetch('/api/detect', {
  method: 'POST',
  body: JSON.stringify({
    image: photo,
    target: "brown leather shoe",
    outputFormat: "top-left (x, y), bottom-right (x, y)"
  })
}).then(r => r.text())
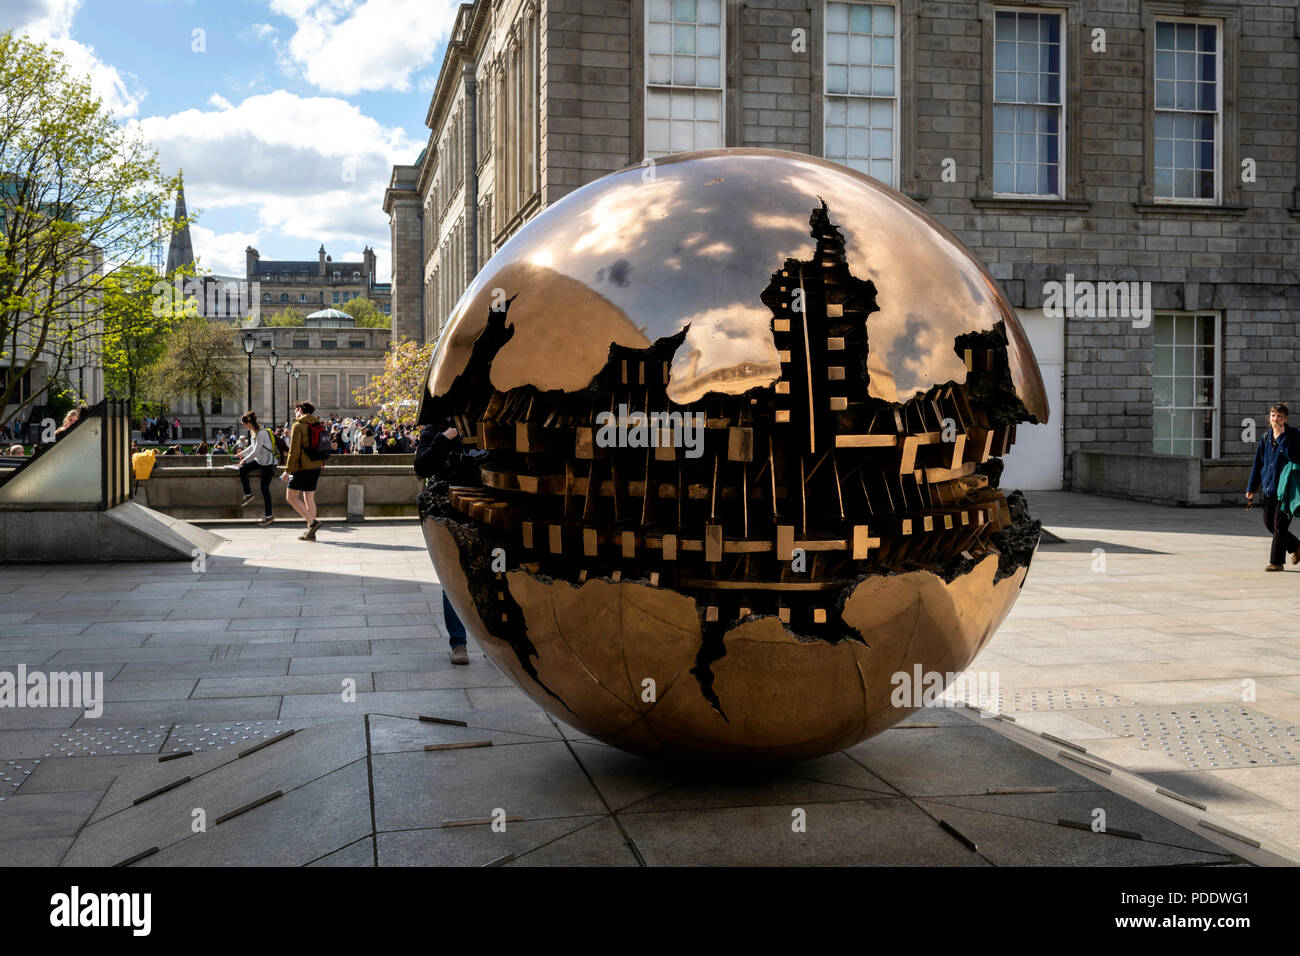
top-left (1266, 564), bottom-right (1283, 571)
top-left (1291, 549), bottom-right (1300, 565)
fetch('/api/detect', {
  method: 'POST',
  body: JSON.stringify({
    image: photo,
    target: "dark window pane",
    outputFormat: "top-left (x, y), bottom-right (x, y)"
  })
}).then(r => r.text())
top-left (1199, 24), bottom-right (1216, 52)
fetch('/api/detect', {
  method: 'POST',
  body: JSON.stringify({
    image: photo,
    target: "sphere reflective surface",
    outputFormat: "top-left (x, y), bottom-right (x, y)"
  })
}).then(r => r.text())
top-left (419, 148), bottom-right (1046, 763)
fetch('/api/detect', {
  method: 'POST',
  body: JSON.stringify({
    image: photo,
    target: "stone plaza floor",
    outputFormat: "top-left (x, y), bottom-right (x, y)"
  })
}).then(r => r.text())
top-left (0, 491), bottom-right (1295, 866)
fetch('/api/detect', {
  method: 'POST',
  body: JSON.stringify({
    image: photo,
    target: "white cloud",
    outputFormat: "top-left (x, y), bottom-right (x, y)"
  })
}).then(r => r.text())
top-left (269, 0), bottom-right (460, 94)
top-left (189, 223), bottom-right (262, 277)
top-left (135, 91), bottom-right (415, 277)
top-left (2, 0), bottom-right (146, 117)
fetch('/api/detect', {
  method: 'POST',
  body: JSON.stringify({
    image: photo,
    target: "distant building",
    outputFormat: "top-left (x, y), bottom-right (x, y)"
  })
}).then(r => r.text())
top-left (246, 244), bottom-right (392, 321)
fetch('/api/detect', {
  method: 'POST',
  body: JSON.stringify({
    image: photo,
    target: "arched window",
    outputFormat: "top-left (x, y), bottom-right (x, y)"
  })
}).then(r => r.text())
top-left (280, 293), bottom-right (289, 303)
top-left (262, 292), bottom-right (271, 303)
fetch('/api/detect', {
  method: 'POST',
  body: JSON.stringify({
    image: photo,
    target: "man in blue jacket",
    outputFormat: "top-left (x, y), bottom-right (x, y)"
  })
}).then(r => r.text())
top-left (1246, 402), bottom-right (1300, 570)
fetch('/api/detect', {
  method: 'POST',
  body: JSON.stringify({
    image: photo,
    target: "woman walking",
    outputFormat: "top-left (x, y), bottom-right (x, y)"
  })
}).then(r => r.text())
top-left (236, 411), bottom-right (276, 527)
top-left (282, 401), bottom-right (324, 541)
top-left (1246, 402), bottom-right (1300, 571)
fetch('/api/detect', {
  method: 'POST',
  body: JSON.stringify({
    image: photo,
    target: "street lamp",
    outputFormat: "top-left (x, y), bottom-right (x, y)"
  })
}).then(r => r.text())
top-left (242, 332), bottom-right (255, 411)
top-left (268, 347), bottom-right (278, 430)
top-left (292, 367), bottom-right (301, 406)
top-left (284, 360), bottom-right (294, 426)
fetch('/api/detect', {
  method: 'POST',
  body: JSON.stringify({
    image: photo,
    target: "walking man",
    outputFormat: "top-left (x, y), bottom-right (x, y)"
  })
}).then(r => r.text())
top-left (282, 401), bottom-right (325, 541)
top-left (1246, 402), bottom-right (1300, 571)
top-left (414, 418), bottom-right (470, 665)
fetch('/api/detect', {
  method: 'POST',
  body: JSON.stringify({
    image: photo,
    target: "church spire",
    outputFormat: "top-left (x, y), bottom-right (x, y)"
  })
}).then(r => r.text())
top-left (164, 171), bottom-right (194, 276)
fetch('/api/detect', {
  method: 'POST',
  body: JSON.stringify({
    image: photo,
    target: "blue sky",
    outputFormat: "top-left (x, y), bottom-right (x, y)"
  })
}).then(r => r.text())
top-left (3, 0), bottom-right (465, 278)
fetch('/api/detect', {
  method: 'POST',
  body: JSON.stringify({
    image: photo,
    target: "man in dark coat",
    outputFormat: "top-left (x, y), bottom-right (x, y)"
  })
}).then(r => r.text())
top-left (1246, 402), bottom-right (1300, 570)
top-left (415, 418), bottom-right (471, 665)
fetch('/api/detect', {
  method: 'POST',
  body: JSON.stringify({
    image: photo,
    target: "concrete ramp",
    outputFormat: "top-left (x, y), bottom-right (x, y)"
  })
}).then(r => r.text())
top-left (0, 503), bottom-right (226, 562)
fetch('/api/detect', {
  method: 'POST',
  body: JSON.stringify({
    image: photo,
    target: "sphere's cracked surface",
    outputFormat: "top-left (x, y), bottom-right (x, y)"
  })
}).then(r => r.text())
top-left (418, 148), bottom-right (1047, 763)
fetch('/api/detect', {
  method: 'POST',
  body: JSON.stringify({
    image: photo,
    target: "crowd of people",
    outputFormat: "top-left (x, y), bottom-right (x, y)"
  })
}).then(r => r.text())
top-left (140, 415), bottom-right (182, 443)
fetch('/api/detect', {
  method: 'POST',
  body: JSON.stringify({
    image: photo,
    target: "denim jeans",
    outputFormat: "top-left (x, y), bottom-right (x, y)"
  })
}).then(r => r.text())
top-left (442, 592), bottom-right (467, 648)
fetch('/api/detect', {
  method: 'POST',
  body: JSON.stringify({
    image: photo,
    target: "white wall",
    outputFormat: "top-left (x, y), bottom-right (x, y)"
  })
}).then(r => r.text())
top-left (1001, 307), bottom-right (1064, 491)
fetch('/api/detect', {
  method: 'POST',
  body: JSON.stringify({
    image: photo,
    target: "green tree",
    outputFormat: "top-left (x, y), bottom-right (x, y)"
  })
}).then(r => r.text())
top-left (143, 317), bottom-right (238, 440)
top-left (100, 262), bottom-right (199, 415)
top-left (261, 307), bottom-right (302, 327)
top-left (353, 336), bottom-right (434, 426)
top-left (0, 31), bottom-right (182, 426)
top-left (339, 296), bottom-right (390, 328)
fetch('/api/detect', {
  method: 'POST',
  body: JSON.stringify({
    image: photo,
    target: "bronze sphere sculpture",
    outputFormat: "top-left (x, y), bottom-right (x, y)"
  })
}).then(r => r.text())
top-left (418, 148), bottom-right (1047, 763)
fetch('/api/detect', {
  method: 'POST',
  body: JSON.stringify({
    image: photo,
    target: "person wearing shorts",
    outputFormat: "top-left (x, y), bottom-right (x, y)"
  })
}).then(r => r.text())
top-left (282, 401), bottom-right (324, 541)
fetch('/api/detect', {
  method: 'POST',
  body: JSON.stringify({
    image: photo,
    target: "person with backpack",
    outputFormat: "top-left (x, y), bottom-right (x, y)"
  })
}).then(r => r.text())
top-left (282, 400), bottom-right (328, 541)
top-left (236, 411), bottom-right (277, 527)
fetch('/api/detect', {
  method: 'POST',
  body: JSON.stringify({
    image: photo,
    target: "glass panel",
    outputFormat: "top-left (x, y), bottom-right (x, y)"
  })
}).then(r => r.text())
top-left (995, 73), bottom-right (1015, 101)
top-left (1155, 22), bottom-right (1175, 50)
top-left (873, 4), bottom-right (894, 34)
top-left (1153, 345), bottom-right (1173, 374)
top-left (674, 24), bottom-right (695, 54)
top-left (1199, 24), bottom-right (1216, 52)
top-left (850, 35), bottom-right (870, 64)
top-left (996, 41), bottom-right (1015, 71)
top-left (850, 3), bottom-right (871, 33)
top-left (848, 127), bottom-right (869, 156)
top-left (674, 0), bottom-right (697, 21)
top-left (698, 0), bottom-right (720, 22)
top-left (672, 56), bottom-right (695, 85)
top-left (646, 89), bottom-right (671, 119)
top-left (698, 25), bottom-right (720, 55)
top-left (827, 33), bottom-right (848, 62)
top-left (648, 54), bottom-right (672, 84)
top-left (873, 35), bottom-right (894, 65)
top-left (1152, 377), bottom-right (1173, 406)
top-left (1172, 408), bottom-right (1194, 438)
top-left (848, 99), bottom-right (870, 125)
top-left (994, 163), bottom-right (1013, 193)
top-left (827, 1), bottom-right (849, 32)
top-left (870, 158), bottom-right (892, 182)
top-left (1156, 50), bottom-right (1173, 82)
top-left (870, 99), bottom-right (891, 125)
top-left (1176, 23), bottom-right (1196, 51)
top-left (1173, 346), bottom-right (1192, 376)
top-left (849, 66), bottom-right (871, 94)
top-left (649, 0), bottom-right (671, 20)
top-left (873, 66), bottom-right (894, 95)
top-left (697, 56), bottom-right (720, 86)
top-left (669, 119), bottom-right (694, 152)
top-left (1154, 314), bottom-right (1173, 345)
top-left (1174, 377), bottom-right (1193, 407)
top-left (827, 65), bottom-right (848, 94)
top-left (994, 132), bottom-right (1013, 164)
top-left (696, 90), bottom-right (720, 120)
top-left (826, 126), bottom-right (847, 156)
top-left (1198, 314), bottom-right (1216, 347)
top-left (1195, 377), bottom-right (1214, 406)
top-left (649, 23), bottom-right (671, 54)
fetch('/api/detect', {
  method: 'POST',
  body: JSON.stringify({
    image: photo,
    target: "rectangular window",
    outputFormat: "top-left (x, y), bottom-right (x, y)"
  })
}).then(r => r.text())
top-left (298, 294), bottom-right (308, 303)
top-left (1154, 20), bottom-right (1219, 202)
top-left (1152, 312), bottom-right (1219, 458)
top-left (824, 2), bottom-right (898, 185)
top-left (992, 9), bottom-right (1062, 197)
top-left (349, 339), bottom-right (365, 349)
top-left (645, 0), bottom-right (724, 157)
top-left (293, 339), bottom-right (309, 349)
top-left (332, 292), bottom-right (339, 304)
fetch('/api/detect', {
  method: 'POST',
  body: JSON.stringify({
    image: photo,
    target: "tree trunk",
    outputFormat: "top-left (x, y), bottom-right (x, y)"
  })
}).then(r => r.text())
top-left (196, 392), bottom-right (206, 443)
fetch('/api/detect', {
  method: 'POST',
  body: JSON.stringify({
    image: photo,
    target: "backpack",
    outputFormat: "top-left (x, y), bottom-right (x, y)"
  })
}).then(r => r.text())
top-left (304, 421), bottom-right (332, 462)
top-left (267, 429), bottom-right (288, 464)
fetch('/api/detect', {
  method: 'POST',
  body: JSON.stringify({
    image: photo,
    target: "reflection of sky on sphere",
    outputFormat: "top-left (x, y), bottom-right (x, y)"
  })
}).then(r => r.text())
top-left (427, 149), bottom-right (1044, 419)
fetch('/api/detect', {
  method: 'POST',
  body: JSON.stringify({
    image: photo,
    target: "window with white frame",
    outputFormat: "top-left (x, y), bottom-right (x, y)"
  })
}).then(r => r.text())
top-left (1152, 312), bottom-right (1219, 458)
top-left (645, 0), bottom-right (723, 157)
top-left (992, 9), bottom-right (1062, 196)
top-left (1153, 20), bottom-right (1219, 202)
top-left (823, 1), bottom-right (897, 185)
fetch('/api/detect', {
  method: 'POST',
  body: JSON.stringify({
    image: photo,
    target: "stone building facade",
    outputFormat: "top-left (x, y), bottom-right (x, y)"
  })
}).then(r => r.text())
top-left (246, 244), bottom-right (392, 321)
top-left (385, 0), bottom-right (1300, 493)
top-left (170, 320), bottom-right (390, 438)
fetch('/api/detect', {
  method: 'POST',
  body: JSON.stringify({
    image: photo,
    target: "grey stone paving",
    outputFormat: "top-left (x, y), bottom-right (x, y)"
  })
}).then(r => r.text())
top-left (0, 499), bottom-right (1295, 865)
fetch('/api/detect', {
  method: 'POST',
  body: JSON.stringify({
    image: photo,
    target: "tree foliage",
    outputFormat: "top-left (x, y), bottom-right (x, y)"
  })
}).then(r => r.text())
top-left (261, 307), bottom-right (302, 327)
top-left (100, 262), bottom-right (203, 415)
top-left (352, 336), bottom-right (433, 425)
top-left (339, 296), bottom-right (390, 328)
top-left (143, 317), bottom-right (238, 440)
top-left (0, 31), bottom-right (182, 425)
